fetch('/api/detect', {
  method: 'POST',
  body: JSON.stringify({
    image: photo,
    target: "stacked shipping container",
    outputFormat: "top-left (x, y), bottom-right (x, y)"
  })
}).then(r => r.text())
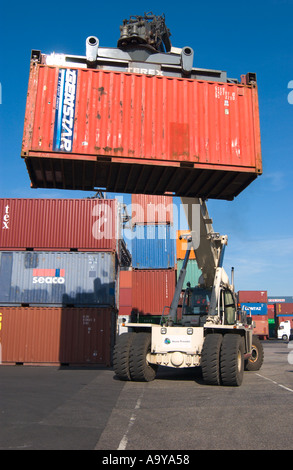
top-left (176, 230), bottom-right (202, 289)
top-left (118, 195), bottom-right (176, 324)
top-left (175, 230), bottom-right (202, 322)
top-left (268, 297), bottom-right (293, 336)
top-left (0, 198), bottom-right (121, 365)
top-left (275, 303), bottom-right (293, 329)
top-left (238, 290), bottom-right (269, 339)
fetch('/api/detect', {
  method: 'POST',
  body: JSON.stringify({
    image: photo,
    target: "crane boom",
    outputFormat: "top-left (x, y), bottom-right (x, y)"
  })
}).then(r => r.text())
top-left (180, 197), bottom-right (228, 288)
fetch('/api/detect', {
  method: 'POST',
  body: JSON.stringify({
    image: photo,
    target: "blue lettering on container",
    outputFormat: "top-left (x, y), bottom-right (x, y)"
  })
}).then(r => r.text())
top-left (53, 69), bottom-right (78, 152)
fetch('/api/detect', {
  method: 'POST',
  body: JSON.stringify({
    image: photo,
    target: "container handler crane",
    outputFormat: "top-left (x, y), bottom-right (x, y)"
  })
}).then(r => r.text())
top-left (24, 11), bottom-right (263, 385)
top-left (113, 197), bottom-right (264, 386)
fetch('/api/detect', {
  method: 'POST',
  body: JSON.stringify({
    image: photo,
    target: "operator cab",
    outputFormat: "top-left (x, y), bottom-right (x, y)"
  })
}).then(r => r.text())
top-left (181, 284), bottom-right (211, 326)
top-left (181, 284), bottom-right (237, 326)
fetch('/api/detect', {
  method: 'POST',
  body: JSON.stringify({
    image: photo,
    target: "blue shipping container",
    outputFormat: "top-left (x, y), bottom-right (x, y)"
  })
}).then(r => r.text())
top-left (240, 303), bottom-right (268, 315)
top-left (131, 225), bottom-right (175, 269)
top-left (0, 251), bottom-right (118, 307)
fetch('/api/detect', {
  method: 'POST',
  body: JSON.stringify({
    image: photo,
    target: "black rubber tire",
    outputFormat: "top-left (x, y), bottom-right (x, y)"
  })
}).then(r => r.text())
top-left (129, 332), bottom-right (158, 382)
top-left (245, 335), bottom-right (264, 371)
top-left (113, 332), bottom-right (135, 380)
top-left (201, 334), bottom-right (223, 385)
top-left (220, 334), bottom-right (245, 386)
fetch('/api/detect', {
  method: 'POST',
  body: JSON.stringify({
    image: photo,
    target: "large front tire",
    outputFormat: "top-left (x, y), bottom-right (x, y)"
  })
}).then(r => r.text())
top-left (113, 332), bottom-right (135, 380)
top-left (129, 332), bottom-right (158, 382)
top-left (201, 334), bottom-right (223, 385)
top-left (245, 335), bottom-right (264, 371)
top-left (220, 334), bottom-right (244, 386)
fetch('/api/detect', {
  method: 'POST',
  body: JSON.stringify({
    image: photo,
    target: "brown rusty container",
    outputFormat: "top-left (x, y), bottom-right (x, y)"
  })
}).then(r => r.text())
top-left (252, 315), bottom-right (269, 339)
top-left (0, 198), bottom-right (119, 252)
top-left (131, 269), bottom-right (175, 316)
top-left (22, 64), bottom-right (262, 200)
top-left (0, 306), bottom-right (115, 366)
top-left (275, 303), bottom-right (293, 315)
top-left (238, 290), bottom-right (268, 303)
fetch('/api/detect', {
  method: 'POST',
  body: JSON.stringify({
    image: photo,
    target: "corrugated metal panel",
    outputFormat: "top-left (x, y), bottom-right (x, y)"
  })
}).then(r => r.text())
top-left (119, 288), bottom-right (132, 306)
top-left (119, 270), bottom-right (132, 288)
top-left (0, 251), bottom-right (117, 307)
top-left (0, 306), bottom-right (115, 365)
top-left (176, 259), bottom-right (202, 290)
top-left (22, 65), bottom-right (262, 200)
top-left (132, 269), bottom-right (175, 316)
top-left (176, 230), bottom-right (196, 260)
top-left (131, 194), bottom-right (173, 224)
top-left (238, 290), bottom-right (268, 303)
top-left (251, 315), bottom-right (269, 337)
top-left (131, 224), bottom-right (175, 269)
top-left (0, 198), bottom-right (119, 252)
top-left (275, 303), bottom-right (293, 315)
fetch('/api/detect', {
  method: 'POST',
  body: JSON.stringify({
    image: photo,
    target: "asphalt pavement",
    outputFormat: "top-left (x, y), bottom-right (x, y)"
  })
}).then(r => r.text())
top-left (0, 340), bottom-right (292, 451)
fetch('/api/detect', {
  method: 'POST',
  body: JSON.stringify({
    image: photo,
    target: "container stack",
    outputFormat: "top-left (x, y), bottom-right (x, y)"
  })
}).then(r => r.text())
top-left (128, 195), bottom-right (176, 324)
top-left (238, 290), bottom-right (269, 339)
top-left (268, 297), bottom-right (293, 336)
top-left (0, 198), bottom-right (123, 366)
top-left (275, 303), bottom-right (293, 330)
top-left (176, 230), bottom-right (202, 290)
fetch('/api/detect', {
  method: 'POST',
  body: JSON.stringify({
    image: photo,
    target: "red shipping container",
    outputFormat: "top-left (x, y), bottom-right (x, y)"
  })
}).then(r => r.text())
top-left (0, 306), bottom-right (115, 366)
top-left (22, 64), bottom-right (262, 200)
top-left (119, 288), bottom-right (132, 307)
top-left (238, 290), bottom-right (268, 303)
top-left (132, 269), bottom-right (175, 316)
top-left (267, 304), bottom-right (275, 319)
top-left (118, 306), bottom-right (132, 317)
top-left (252, 315), bottom-right (269, 338)
top-left (0, 198), bottom-right (119, 252)
top-left (119, 270), bottom-right (132, 288)
top-left (131, 194), bottom-right (173, 225)
top-left (275, 303), bottom-right (293, 315)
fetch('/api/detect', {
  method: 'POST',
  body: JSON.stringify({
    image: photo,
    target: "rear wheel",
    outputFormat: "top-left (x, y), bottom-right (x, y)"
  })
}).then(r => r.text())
top-left (129, 332), bottom-right (158, 382)
top-left (113, 332), bottom-right (135, 380)
top-left (201, 334), bottom-right (223, 385)
top-left (220, 334), bottom-right (244, 386)
top-left (245, 335), bottom-right (264, 371)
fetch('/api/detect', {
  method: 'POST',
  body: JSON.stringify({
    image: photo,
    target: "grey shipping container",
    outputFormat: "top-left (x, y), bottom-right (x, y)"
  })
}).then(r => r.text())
top-left (0, 251), bottom-right (118, 307)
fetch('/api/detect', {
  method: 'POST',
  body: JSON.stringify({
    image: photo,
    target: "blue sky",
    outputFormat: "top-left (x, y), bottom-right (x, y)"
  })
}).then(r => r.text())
top-left (0, 0), bottom-right (293, 296)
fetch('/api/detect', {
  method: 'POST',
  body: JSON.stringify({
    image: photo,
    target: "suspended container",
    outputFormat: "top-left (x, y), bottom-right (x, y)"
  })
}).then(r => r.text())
top-left (21, 64), bottom-right (262, 200)
top-left (0, 251), bottom-right (118, 307)
top-left (0, 306), bottom-right (115, 366)
top-left (131, 224), bottom-right (175, 269)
